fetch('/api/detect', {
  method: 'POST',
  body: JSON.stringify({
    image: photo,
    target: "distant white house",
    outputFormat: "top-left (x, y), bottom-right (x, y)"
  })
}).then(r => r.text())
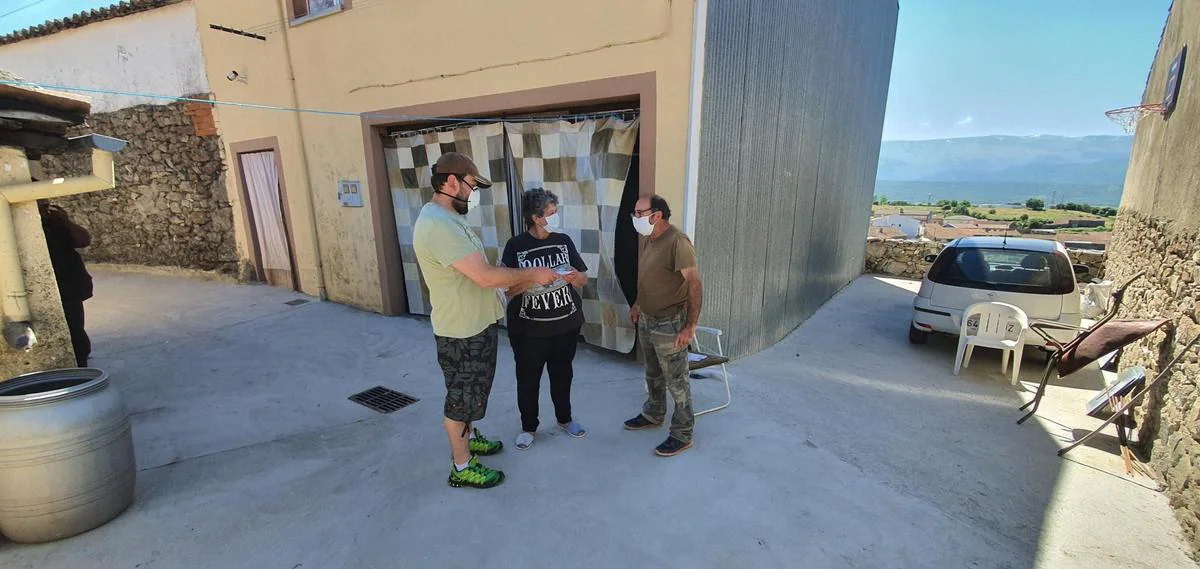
top-left (870, 214), bottom-right (923, 239)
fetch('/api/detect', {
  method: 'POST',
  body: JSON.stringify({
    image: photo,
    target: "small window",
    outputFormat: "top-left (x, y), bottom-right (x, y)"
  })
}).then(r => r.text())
top-left (291, 0), bottom-right (342, 21)
top-left (929, 247), bottom-right (1075, 295)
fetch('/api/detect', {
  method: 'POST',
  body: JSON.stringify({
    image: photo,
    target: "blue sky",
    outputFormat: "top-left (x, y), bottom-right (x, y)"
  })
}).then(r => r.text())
top-left (884, 0), bottom-right (1172, 140)
top-left (0, 0), bottom-right (1177, 141)
top-left (0, 0), bottom-right (117, 33)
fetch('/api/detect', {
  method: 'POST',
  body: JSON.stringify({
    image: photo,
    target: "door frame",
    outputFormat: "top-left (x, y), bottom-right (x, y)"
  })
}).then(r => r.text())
top-left (361, 72), bottom-right (657, 316)
top-left (230, 137), bottom-right (300, 290)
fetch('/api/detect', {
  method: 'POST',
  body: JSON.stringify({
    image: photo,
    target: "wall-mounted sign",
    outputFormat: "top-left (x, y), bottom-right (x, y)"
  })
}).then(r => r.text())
top-left (338, 180), bottom-right (363, 207)
top-left (1163, 45), bottom-right (1187, 114)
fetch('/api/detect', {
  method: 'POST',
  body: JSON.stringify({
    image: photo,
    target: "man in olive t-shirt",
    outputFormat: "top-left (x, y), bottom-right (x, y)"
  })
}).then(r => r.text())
top-left (622, 195), bottom-right (704, 457)
top-left (413, 152), bottom-right (556, 489)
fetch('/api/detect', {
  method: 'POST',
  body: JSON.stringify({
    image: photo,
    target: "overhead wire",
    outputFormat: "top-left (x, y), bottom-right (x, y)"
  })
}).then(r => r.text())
top-left (0, 0), bottom-right (52, 21)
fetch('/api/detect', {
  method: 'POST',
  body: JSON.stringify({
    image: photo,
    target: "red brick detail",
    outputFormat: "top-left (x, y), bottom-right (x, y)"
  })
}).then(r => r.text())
top-left (183, 102), bottom-right (218, 137)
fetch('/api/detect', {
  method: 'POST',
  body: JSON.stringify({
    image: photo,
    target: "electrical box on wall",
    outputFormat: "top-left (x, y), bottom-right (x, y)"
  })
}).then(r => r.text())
top-left (338, 180), bottom-right (363, 207)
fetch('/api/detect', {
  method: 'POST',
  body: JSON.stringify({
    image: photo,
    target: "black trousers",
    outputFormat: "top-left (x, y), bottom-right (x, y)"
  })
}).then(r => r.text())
top-left (62, 298), bottom-right (90, 368)
top-left (510, 329), bottom-right (579, 432)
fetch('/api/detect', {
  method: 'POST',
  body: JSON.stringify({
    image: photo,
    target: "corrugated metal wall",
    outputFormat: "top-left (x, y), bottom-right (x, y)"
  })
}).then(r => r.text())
top-left (694, 0), bottom-right (897, 359)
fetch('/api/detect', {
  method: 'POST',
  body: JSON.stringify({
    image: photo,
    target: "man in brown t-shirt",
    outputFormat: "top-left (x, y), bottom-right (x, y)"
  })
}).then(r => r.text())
top-left (623, 195), bottom-right (704, 457)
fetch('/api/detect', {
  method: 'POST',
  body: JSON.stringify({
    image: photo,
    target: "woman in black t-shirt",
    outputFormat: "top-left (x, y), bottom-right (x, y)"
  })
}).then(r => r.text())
top-left (501, 188), bottom-right (589, 450)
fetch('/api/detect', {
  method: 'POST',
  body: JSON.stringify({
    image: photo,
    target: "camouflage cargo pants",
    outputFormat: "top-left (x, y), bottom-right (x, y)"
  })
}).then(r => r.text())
top-left (436, 325), bottom-right (499, 423)
top-left (639, 307), bottom-right (694, 443)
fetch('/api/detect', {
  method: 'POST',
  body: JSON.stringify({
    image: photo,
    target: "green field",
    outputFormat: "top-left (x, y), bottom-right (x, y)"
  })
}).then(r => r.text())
top-left (872, 205), bottom-right (1114, 230)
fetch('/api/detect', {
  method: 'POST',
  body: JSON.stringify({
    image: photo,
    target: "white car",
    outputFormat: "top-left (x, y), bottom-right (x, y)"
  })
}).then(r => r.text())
top-left (909, 236), bottom-right (1089, 348)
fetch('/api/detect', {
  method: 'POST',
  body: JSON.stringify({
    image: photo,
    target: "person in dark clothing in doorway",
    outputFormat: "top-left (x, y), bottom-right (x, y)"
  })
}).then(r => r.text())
top-left (501, 188), bottom-right (590, 450)
top-left (38, 200), bottom-right (94, 368)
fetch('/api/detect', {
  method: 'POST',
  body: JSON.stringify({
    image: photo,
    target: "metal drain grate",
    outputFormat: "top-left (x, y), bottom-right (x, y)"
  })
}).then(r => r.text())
top-left (285, 299), bottom-right (309, 306)
top-left (349, 386), bottom-right (419, 413)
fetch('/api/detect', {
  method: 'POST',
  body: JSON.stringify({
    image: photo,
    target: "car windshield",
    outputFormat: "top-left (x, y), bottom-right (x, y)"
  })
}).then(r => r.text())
top-left (929, 246), bottom-right (1075, 295)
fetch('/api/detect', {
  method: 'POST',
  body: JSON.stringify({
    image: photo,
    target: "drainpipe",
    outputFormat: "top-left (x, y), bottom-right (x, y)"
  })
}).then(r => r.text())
top-left (0, 135), bottom-right (127, 350)
top-left (275, 0), bottom-right (328, 301)
top-left (682, 0), bottom-right (709, 241)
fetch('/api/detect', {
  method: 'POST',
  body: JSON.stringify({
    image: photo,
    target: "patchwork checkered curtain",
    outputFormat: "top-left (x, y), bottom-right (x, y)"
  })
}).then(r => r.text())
top-left (383, 123), bottom-right (511, 315)
top-left (504, 117), bottom-right (640, 353)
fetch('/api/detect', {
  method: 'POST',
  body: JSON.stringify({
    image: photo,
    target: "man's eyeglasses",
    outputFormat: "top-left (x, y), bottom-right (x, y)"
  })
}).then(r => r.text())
top-left (633, 207), bottom-right (658, 217)
top-left (453, 174), bottom-right (479, 192)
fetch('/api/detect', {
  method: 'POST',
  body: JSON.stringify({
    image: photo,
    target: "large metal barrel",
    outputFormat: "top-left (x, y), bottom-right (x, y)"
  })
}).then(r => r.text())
top-left (0, 368), bottom-right (136, 543)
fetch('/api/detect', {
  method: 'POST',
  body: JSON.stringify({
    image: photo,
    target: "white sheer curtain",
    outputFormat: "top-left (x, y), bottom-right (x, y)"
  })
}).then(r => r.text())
top-left (240, 152), bottom-right (291, 271)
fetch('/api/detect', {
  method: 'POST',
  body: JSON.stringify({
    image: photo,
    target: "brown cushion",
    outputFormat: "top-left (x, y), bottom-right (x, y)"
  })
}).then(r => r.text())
top-left (1058, 318), bottom-right (1170, 377)
top-left (688, 353), bottom-right (729, 371)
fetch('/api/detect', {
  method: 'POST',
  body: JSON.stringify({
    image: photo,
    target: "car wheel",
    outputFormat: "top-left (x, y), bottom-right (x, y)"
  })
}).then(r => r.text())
top-left (908, 326), bottom-right (930, 344)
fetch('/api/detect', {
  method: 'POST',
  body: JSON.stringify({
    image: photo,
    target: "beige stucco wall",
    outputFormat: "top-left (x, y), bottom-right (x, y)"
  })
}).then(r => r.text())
top-left (193, 0), bottom-right (695, 311)
top-left (1119, 2), bottom-right (1200, 230)
top-left (0, 147), bottom-right (76, 380)
top-left (1106, 1), bottom-right (1200, 553)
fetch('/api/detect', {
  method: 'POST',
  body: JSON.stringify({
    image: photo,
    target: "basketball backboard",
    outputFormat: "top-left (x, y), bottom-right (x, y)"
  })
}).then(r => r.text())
top-left (1162, 45), bottom-right (1187, 114)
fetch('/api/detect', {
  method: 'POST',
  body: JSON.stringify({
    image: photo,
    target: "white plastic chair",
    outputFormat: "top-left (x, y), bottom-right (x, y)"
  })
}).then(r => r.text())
top-left (954, 302), bottom-right (1029, 384)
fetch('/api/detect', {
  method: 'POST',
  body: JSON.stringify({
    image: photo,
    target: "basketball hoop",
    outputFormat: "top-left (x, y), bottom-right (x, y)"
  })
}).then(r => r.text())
top-left (1105, 103), bottom-right (1166, 134)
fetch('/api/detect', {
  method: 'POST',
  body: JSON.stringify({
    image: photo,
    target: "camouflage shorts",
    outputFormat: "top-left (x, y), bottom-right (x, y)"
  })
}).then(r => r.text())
top-left (435, 325), bottom-right (499, 423)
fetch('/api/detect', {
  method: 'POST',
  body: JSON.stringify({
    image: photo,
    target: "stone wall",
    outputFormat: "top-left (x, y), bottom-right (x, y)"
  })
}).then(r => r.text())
top-left (864, 237), bottom-right (1107, 281)
top-left (1105, 210), bottom-right (1200, 551)
top-left (1072, 250), bottom-right (1107, 281)
top-left (864, 238), bottom-right (942, 280)
top-left (37, 100), bottom-right (237, 273)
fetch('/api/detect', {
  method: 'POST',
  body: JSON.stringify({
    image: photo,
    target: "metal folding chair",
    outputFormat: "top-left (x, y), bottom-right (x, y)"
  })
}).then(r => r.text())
top-left (688, 326), bottom-right (731, 416)
top-left (638, 326), bottom-right (731, 416)
top-left (1017, 270), bottom-right (1169, 424)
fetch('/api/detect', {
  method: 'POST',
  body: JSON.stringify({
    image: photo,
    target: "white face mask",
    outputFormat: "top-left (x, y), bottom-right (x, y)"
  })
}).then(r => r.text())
top-left (466, 190), bottom-right (481, 213)
top-left (632, 214), bottom-right (654, 236)
top-left (543, 212), bottom-right (561, 231)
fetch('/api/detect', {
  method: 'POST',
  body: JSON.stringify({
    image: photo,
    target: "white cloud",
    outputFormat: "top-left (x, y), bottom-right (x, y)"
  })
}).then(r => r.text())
top-left (956, 115), bottom-right (975, 126)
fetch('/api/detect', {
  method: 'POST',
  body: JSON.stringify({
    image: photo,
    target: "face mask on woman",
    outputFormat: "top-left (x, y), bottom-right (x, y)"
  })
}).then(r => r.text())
top-left (542, 212), bottom-right (561, 232)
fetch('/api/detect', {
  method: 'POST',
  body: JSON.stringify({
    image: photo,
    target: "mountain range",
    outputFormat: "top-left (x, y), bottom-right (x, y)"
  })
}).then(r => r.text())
top-left (874, 135), bottom-right (1133, 206)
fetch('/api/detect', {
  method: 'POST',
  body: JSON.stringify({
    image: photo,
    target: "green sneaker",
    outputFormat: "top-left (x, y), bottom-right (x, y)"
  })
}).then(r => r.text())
top-left (468, 429), bottom-right (503, 456)
top-left (448, 457), bottom-right (505, 489)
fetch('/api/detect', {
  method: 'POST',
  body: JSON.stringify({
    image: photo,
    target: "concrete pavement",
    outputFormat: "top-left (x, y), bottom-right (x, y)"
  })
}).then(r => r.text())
top-left (0, 268), bottom-right (1193, 568)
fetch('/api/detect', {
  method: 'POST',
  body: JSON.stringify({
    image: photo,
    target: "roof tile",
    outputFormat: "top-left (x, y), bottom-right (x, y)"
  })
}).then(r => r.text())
top-left (0, 0), bottom-right (184, 46)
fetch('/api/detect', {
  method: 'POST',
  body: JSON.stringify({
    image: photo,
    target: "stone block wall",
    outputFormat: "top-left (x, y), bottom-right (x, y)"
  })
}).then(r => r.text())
top-left (864, 238), bottom-right (942, 280)
top-left (864, 237), bottom-right (1107, 281)
top-left (37, 100), bottom-right (237, 273)
top-left (1072, 250), bottom-right (1107, 281)
top-left (1105, 210), bottom-right (1200, 551)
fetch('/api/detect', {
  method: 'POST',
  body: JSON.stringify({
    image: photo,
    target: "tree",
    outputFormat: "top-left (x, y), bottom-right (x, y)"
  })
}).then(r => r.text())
top-left (874, 194), bottom-right (889, 205)
top-left (952, 205), bottom-right (970, 216)
top-left (1026, 198), bottom-right (1045, 211)
top-left (1020, 213), bottom-right (1029, 221)
top-left (988, 208), bottom-right (997, 214)
top-left (960, 200), bottom-right (972, 208)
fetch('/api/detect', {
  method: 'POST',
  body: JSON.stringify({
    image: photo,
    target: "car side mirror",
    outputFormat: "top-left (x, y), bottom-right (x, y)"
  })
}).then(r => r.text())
top-left (1072, 264), bottom-right (1089, 276)
top-left (924, 254), bottom-right (938, 263)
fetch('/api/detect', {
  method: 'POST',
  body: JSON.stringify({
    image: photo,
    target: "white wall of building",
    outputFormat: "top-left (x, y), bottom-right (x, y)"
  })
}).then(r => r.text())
top-left (0, 1), bottom-right (208, 113)
top-left (870, 214), bottom-right (922, 239)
